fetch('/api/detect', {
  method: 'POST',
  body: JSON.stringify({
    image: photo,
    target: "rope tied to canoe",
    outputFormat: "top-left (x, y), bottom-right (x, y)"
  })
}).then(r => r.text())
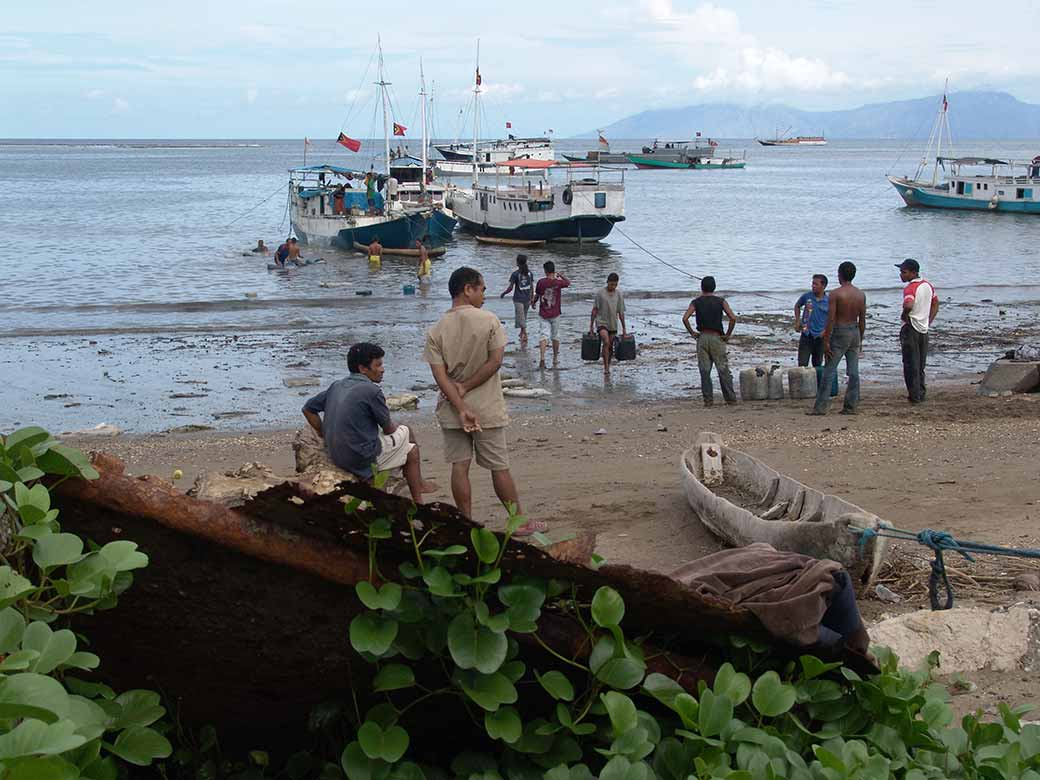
top-left (852, 525), bottom-right (1040, 611)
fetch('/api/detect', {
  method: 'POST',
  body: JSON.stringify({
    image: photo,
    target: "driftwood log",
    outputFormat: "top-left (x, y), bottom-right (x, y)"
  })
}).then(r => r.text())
top-left (54, 452), bottom-right (873, 740)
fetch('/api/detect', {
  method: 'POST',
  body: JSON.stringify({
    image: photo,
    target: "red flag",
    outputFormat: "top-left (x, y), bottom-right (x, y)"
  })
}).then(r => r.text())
top-left (393, 122), bottom-right (407, 136)
top-left (696, 131), bottom-right (701, 137)
top-left (475, 68), bottom-right (481, 86)
top-left (337, 133), bottom-right (361, 152)
top-left (598, 133), bottom-right (608, 148)
top-left (942, 94), bottom-right (948, 112)
top-left (506, 121), bottom-right (512, 129)
top-left (708, 139), bottom-right (718, 148)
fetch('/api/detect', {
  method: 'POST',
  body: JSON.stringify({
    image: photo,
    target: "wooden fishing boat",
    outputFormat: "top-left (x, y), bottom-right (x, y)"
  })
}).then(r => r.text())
top-left (680, 433), bottom-right (888, 590)
top-left (474, 235), bottom-right (546, 247)
top-left (353, 242), bottom-right (446, 257)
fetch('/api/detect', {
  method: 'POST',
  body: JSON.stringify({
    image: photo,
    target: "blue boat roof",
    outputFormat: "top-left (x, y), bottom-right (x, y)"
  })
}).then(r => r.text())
top-left (390, 156), bottom-right (424, 168)
top-left (291, 164), bottom-right (371, 176)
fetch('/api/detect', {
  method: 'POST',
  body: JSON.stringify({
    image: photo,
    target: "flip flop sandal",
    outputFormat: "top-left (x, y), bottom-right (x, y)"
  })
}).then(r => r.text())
top-left (512, 520), bottom-right (549, 537)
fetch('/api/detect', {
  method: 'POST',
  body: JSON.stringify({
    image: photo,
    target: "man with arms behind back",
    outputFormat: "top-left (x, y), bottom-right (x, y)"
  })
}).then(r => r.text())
top-left (809, 261), bottom-right (866, 416)
top-left (896, 258), bottom-right (939, 404)
top-left (424, 267), bottom-right (546, 536)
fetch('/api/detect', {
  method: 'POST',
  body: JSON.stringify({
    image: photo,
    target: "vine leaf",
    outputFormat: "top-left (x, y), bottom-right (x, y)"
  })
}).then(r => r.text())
top-left (447, 613), bottom-right (507, 674)
top-left (358, 722), bottom-right (409, 763)
top-left (536, 670), bottom-right (575, 702)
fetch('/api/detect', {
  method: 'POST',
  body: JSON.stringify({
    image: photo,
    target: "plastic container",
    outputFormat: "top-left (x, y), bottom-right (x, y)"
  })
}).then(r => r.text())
top-left (739, 366), bottom-right (769, 401)
top-left (402, 284), bottom-right (416, 295)
top-left (787, 367), bottom-right (818, 399)
top-left (815, 365), bottom-right (839, 397)
top-left (581, 332), bottom-right (601, 361)
top-left (766, 364), bottom-right (784, 399)
top-left (613, 334), bottom-right (636, 361)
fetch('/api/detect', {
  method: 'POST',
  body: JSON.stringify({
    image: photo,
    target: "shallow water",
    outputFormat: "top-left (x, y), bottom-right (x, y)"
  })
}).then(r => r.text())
top-left (3, 138), bottom-right (1039, 432)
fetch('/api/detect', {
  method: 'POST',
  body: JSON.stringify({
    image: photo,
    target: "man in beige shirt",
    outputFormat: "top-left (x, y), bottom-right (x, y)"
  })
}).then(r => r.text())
top-left (424, 267), bottom-right (546, 536)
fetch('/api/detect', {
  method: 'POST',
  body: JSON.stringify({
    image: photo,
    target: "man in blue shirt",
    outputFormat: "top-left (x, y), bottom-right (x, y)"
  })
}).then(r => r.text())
top-left (794, 274), bottom-right (829, 367)
top-left (302, 343), bottom-right (437, 502)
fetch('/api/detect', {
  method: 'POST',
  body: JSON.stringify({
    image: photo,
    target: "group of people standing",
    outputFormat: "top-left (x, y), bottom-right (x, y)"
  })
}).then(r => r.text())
top-left (299, 255), bottom-right (941, 531)
top-left (499, 254), bottom-right (626, 372)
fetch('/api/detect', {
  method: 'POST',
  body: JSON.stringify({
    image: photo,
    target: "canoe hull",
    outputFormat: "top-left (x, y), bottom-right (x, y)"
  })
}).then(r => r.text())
top-left (680, 433), bottom-right (887, 589)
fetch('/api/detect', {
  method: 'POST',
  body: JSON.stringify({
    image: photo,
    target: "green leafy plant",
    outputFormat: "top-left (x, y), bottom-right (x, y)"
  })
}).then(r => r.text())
top-left (0, 426), bottom-right (172, 777)
top-left (342, 498), bottom-right (1040, 780)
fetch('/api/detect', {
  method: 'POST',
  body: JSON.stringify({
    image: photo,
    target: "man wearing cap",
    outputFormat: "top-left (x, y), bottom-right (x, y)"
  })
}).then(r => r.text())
top-left (897, 258), bottom-right (939, 404)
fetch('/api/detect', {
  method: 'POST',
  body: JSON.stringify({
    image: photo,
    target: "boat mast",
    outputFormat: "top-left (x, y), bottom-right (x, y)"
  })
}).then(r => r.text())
top-left (472, 40), bottom-right (481, 187)
top-left (932, 79), bottom-right (949, 186)
top-left (376, 37), bottom-right (391, 178)
top-left (420, 59), bottom-right (429, 193)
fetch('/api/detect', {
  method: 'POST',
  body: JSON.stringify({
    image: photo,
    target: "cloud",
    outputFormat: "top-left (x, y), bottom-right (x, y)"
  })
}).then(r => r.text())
top-left (112, 97), bottom-right (129, 113)
top-left (84, 88), bottom-right (105, 99)
top-left (694, 47), bottom-right (851, 93)
top-left (246, 87), bottom-right (259, 104)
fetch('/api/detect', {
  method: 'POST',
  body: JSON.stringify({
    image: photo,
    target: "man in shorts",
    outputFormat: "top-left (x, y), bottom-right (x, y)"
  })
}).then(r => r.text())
top-left (424, 267), bottom-right (545, 535)
top-left (590, 272), bottom-right (626, 374)
top-left (531, 260), bottom-right (570, 369)
top-left (302, 343), bottom-right (437, 502)
top-left (499, 253), bottom-right (534, 346)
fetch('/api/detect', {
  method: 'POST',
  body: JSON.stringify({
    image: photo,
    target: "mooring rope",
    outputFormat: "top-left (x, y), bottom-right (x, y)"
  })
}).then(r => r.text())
top-left (851, 524), bottom-right (1040, 610)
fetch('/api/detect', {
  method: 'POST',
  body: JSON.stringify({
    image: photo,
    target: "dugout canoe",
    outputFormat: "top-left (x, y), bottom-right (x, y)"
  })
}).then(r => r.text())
top-left (474, 235), bottom-right (547, 247)
top-left (680, 432), bottom-right (889, 590)
top-left (352, 242), bottom-right (447, 257)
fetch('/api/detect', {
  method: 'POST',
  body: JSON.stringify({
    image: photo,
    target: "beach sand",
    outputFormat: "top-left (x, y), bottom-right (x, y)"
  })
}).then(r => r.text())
top-left (70, 379), bottom-right (1040, 717)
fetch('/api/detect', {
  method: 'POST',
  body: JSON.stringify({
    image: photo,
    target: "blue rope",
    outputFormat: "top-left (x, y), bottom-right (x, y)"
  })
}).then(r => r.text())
top-left (853, 525), bottom-right (1040, 611)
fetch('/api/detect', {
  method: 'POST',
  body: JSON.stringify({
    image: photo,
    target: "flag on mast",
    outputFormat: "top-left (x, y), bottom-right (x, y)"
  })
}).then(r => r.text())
top-left (942, 93), bottom-right (948, 112)
top-left (505, 121), bottom-right (512, 129)
top-left (598, 132), bottom-right (608, 148)
top-left (337, 133), bottom-right (361, 152)
top-left (475, 68), bottom-right (481, 86)
top-left (304, 137), bottom-right (313, 147)
top-left (393, 122), bottom-right (407, 136)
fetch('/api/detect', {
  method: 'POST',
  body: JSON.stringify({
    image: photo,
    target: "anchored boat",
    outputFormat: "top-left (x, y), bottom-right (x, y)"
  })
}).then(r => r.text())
top-left (434, 136), bottom-right (555, 176)
top-left (757, 127), bottom-right (827, 146)
top-left (887, 92), bottom-right (1040, 214)
top-left (446, 159), bottom-right (625, 242)
top-left (680, 433), bottom-right (888, 590)
top-left (290, 43), bottom-right (442, 250)
top-left (628, 153), bottom-right (746, 170)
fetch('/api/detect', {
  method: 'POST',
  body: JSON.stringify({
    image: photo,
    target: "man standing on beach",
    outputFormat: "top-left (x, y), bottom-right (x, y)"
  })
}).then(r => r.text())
top-left (794, 274), bottom-right (829, 367)
top-left (897, 258), bottom-right (939, 404)
top-left (809, 261), bottom-right (866, 415)
top-left (499, 254), bottom-right (534, 347)
top-left (682, 276), bottom-right (738, 407)
top-left (531, 261), bottom-right (570, 369)
top-left (302, 343), bottom-right (438, 503)
top-left (590, 272), bottom-right (627, 374)
top-left (424, 267), bottom-right (545, 535)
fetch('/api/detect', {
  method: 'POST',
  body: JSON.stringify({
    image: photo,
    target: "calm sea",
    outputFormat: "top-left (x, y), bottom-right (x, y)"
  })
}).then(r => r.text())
top-left (3, 138), bottom-right (1039, 432)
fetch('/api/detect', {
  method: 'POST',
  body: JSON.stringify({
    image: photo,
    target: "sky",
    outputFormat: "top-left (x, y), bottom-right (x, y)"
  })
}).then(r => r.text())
top-left (3, 0), bottom-right (1040, 139)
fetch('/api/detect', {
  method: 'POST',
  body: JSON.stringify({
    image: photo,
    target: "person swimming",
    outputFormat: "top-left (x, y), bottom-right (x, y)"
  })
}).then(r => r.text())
top-left (251, 239), bottom-right (269, 254)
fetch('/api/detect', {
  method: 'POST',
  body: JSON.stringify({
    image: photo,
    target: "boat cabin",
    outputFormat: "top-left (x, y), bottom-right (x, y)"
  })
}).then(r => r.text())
top-left (938, 157), bottom-right (1039, 205)
top-left (290, 165), bottom-right (385, 218)
top-left (388, 155), bottom-right (447, 206)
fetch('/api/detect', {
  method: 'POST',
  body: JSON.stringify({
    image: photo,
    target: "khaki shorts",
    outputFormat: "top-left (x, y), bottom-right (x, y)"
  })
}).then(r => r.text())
top-left (376, 426), bottom-right (414, 471)
top-left (442, 426), bottom-right (509, 471)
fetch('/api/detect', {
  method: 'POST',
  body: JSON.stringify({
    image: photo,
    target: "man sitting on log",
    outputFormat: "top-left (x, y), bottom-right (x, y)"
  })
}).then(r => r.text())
top-left (302, 343), bottom-right (438, 502)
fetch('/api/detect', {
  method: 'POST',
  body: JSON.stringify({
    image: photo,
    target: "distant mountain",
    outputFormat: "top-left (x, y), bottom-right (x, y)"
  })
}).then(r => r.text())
top-left (578, 91), bottom-right (1040, 140)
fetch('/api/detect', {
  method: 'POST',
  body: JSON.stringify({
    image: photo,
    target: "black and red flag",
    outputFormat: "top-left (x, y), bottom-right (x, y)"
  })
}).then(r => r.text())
top-left (337, 133), bottom-right (361, 152)
top-left (393, 123), bottom-right (407, 136)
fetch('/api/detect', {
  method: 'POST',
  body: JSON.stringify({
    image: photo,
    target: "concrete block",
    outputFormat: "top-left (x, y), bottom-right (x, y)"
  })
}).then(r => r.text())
top-left (978, 360), bottom-right (1040, 395)
top-left (870, 607), bottom-right (1040, 673)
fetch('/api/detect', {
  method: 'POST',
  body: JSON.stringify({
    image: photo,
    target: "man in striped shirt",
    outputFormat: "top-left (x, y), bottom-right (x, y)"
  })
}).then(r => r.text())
top-left (896, 258), bottom-right (940, 404)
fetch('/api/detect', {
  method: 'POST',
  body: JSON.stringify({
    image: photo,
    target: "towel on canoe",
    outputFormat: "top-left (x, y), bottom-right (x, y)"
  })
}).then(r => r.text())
top-left (670, 542), bottom-right (844, 646)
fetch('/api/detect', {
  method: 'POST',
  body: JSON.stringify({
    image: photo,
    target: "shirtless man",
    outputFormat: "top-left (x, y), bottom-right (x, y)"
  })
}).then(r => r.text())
top-left (809, 261), bottom-right (866, 415)
top-left (367, 237), bottom-right (382, 267)
top-left (286, 238), bottom-right (304, 265)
